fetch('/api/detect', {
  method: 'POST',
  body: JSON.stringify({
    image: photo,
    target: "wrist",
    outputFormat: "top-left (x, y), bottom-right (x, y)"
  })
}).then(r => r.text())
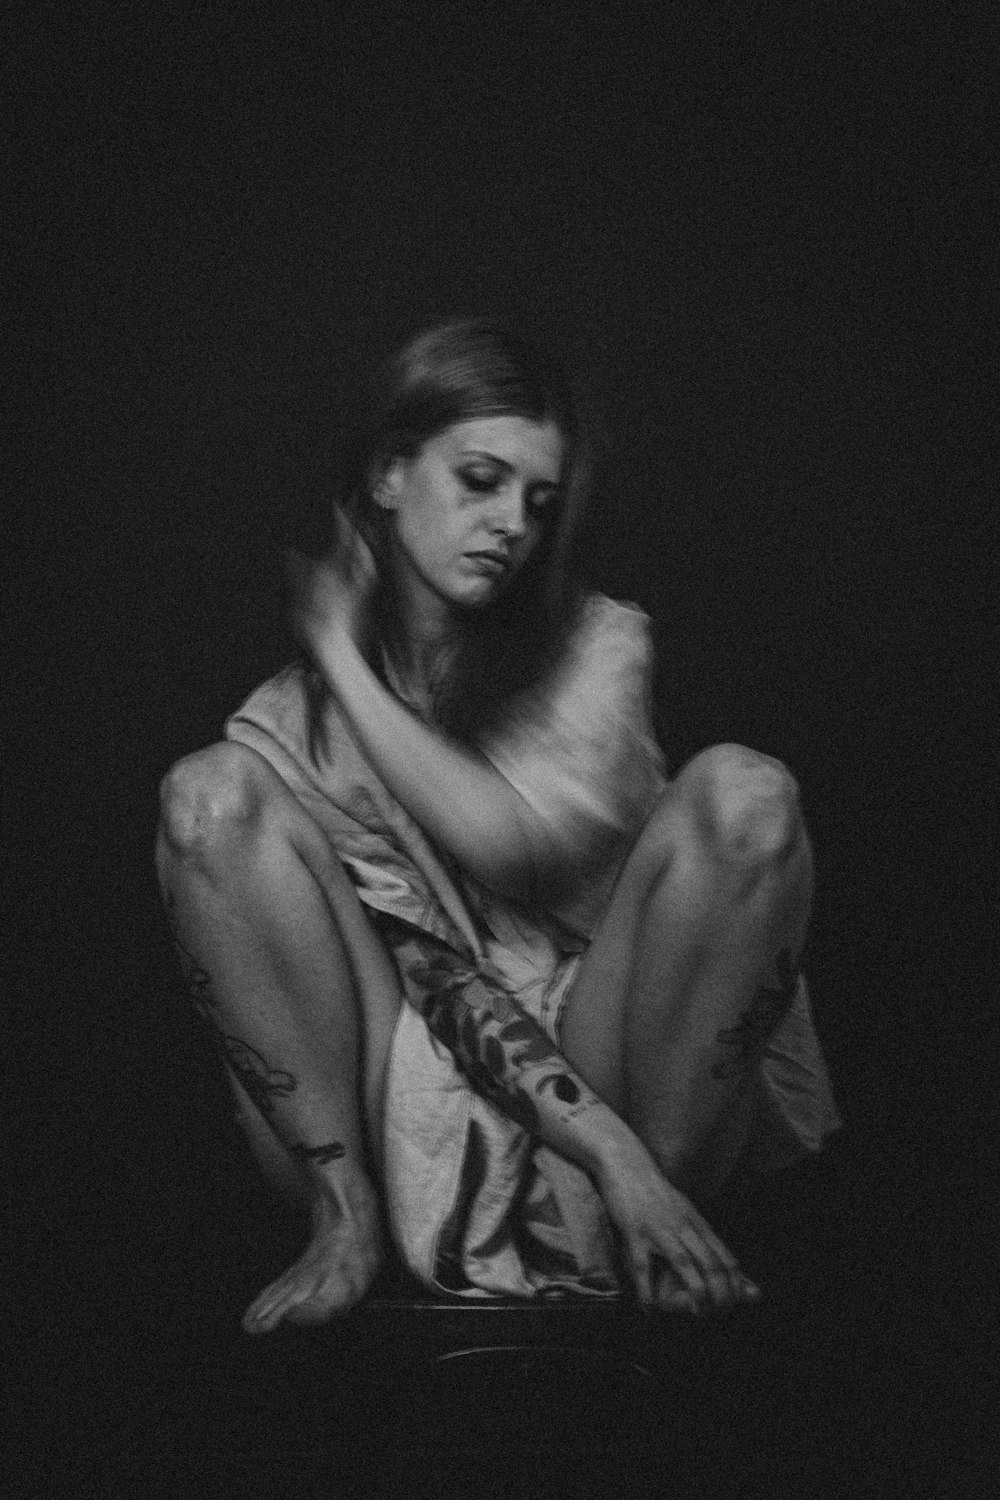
top-left (313, 624), bottom-right (363, 691)
top-left (563, 1096), bottom-right (648, 1182)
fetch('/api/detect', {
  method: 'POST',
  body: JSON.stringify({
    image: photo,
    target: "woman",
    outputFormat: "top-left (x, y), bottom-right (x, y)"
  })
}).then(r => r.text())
top-left (156, 318), bottom-right (840, 1334)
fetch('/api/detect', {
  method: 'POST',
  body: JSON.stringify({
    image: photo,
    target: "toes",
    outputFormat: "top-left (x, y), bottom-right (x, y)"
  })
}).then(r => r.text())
top-left (243, 1296), bottom-right (289, 1335)
top-left (242, 1267), bottom-right (370, 1334)
top-left (283, 1294), bottom-right (345, 1327)
top-left (242, 1273), bottom-right (309, 1334)
top-left (239, 1222), bottom-right (383, 1335)
top-left (242, 1293), bottom-right (280, 1333)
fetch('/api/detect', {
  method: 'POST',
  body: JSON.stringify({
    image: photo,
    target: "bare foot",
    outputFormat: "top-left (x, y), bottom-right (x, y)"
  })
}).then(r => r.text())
top-left (242, 1184), bottom-right (384, 1335)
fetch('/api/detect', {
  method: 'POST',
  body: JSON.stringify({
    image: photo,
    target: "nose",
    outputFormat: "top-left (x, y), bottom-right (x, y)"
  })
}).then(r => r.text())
top-left (490, 484), bottom-right (530, 540)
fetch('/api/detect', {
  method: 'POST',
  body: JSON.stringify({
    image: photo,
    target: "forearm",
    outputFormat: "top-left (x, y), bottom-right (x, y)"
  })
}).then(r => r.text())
top-left (312, 633), bottom-right (557, 895)
top-left (421, 965), bottom-right (756, 1312)
top-left (423, 976), bottom-right (648, 1184)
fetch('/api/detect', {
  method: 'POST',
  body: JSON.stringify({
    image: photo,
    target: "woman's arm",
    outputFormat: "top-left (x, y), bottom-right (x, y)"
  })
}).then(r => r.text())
top-left (321, 632), bottom-right (569, 895)
top-left (288, 548), bottom-right (567, 897)
top-left (428, 976), bottom-right (757, 1313)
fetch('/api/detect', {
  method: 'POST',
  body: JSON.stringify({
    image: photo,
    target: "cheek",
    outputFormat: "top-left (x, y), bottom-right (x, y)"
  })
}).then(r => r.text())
top-left (407, 473), bottom-right (450, 527)
top-left (396, 497), bottom-right (460, 572)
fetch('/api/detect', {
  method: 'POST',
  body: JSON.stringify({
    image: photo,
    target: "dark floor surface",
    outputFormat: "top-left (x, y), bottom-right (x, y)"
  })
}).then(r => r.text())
top-left (9, 813), bottom-right (996, 1499)
top-left (16, 1185), bottom-right (990, 1497)
top-left (12, 974), bottom-right (995, 1500)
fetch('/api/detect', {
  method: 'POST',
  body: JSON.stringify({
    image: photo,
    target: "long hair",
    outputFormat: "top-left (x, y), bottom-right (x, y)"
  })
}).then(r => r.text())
top-left (324, 317), bottom-right (592, 742)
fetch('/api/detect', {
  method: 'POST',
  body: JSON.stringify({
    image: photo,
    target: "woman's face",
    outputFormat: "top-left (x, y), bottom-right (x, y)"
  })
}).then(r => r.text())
top-left (378, 414), bottom-right (564, 628)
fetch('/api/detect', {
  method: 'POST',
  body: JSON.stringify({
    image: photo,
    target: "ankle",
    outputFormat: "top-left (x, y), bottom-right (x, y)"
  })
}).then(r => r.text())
top-left (308, 1163), bottom-right (380, 1226)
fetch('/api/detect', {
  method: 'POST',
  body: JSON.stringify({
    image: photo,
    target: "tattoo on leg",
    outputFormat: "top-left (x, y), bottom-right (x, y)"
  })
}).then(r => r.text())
top-left (711, 947), bottom-right (799, 1081)
top-left (289, 1141), bottom-right (347, 1165)
top-left (222, 1036), bottom-right (298, 1118)
top-left (164, 891), bottom-right (218, 1020)
top-left (176, 942), bottom-right (217, 1019)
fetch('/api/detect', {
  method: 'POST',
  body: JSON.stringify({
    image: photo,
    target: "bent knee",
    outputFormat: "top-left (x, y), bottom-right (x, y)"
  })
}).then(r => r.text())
top-left (679, 743), bottom-right (804, 866)
top-left (158, 741), bottom-right (277, 859)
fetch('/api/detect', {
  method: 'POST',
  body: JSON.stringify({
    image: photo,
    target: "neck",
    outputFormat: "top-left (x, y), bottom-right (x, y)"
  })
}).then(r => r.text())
top-left (382, 567), bottom-right (458, 694)
top-left (397, 613), bottom-right (454, 689)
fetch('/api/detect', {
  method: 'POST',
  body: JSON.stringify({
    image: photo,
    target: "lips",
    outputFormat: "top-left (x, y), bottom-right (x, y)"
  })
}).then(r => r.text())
top-left (464, 550), bottom-right (510, 573)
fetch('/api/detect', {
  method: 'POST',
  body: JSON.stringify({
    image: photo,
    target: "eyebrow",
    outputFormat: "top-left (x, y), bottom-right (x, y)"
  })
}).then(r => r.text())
top-left (458, 449), bottom-right (561, 485)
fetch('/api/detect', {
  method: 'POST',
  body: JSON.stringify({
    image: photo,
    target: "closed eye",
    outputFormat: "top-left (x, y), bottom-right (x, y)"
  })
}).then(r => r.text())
top-left (460, 471), bottom-right (500, 495)
top-left (457, 465), bottom-right (561, 514)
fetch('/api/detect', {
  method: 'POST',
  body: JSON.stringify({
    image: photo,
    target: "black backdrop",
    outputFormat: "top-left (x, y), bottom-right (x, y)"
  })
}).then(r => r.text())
top-left (7, 0), bottom-right (994, 1480)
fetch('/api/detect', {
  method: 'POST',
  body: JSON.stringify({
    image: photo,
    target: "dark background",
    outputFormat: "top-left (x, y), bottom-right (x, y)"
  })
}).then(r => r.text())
top-left (7, 1), bottom-right (994, 1494)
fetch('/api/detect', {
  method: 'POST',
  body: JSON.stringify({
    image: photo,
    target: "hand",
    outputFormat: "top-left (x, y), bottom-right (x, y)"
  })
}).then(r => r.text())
top-left (284, 516), bottom-right (378, 661)
top-left (594, 1146), bottom-right (759, 1315)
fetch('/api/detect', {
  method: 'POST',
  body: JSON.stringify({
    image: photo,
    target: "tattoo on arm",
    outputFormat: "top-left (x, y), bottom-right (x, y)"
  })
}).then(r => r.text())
top-left (289, 1141), bottom-right (346, 1165)
top-left (532, 1070), bottom-right (600, 1121)
top-left (561, 1100), bottom-right (600, 1120)
top-left (535, 1072), bottom-right (581, 1104)
top-left (711, 947), bottom-right (799, 1081)
top-left (222, 1036), bottom-right (298, 1118)
top-left (417, 958), bottom-right (594, 1136)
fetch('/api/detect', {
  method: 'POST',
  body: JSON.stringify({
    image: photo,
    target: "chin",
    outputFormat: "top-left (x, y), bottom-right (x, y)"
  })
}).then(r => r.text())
top-left (451, 578), bottom-right (504, 612)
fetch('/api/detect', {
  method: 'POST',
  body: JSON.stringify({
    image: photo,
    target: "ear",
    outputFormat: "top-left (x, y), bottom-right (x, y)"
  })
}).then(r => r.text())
top-left (369, 455), bottom-right (406, 512)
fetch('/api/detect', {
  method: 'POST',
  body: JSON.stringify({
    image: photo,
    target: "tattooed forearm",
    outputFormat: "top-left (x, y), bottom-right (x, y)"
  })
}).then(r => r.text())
top-left (561, 1100), bottom-right (601, 1120)
top-left (289, 1141), bottom-right (346, 1165)
top-left (711, 947), bottom-right (799, 1081)
top-left (533, 1071), bottom-right (600, 1121)
top-left (222, 1036), bottom-right (298, 1118)
top-left (535, 1071), bottom-right (581, 1104)
top-left (417, 960), bottom-right (597, 1137)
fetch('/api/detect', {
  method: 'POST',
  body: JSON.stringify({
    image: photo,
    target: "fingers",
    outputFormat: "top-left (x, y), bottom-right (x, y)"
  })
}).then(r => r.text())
top-left (703, 1224), bottom-right (761, 1307)
top-left (329, 507), bottom-right (378, 576)
top-left (631, 1223), bottom-right (760, 1317)
top-left (654, 1238), bottom-right (708, 1311)
top-left (630, 1250), bottom-right (655, 1307)
top-left (629, 1239), bottom-right (717, 1315)
top-left (629, 1239), bottom-right (703, 1315)
top-left (676, 1219), bottom-right (753, 1311)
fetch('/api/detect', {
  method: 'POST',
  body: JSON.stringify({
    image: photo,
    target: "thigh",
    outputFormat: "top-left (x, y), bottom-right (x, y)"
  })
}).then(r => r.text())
top-left (191, 740), bottom-right (404, 1165)
top-left (270, 777), bottom-right (404, 1163)
top-left (557, 741), bottom-right (800, 1102)
top-left (558, 786), bottom-right (691, 1110)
